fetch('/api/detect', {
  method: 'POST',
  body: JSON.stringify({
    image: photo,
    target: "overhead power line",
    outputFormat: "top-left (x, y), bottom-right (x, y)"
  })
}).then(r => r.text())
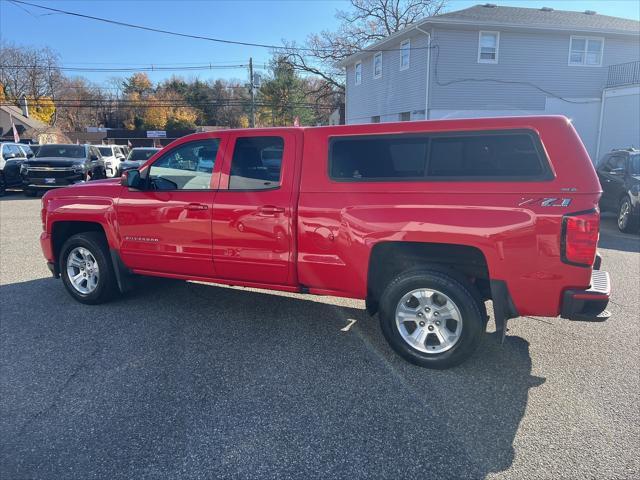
top-left (8, 0), bottom-right (430, 54)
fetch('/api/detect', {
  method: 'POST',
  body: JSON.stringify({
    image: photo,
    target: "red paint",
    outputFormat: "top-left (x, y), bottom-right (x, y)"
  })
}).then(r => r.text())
top-left (40, 116), bottom-right (607, 317)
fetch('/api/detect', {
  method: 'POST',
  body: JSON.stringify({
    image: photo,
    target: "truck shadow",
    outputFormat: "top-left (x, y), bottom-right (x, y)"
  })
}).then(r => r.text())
top-left (1, 276), bottom-right (544, 479)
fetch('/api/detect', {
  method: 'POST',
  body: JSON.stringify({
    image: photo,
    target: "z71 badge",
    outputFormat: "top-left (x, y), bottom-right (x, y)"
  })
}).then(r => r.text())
top-left (518, 197), bottom-right (572, 207)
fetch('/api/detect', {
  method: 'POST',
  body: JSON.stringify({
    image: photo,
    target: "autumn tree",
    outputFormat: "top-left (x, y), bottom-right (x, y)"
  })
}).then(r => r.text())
top-left (122, 73), bottom-right (153, 97)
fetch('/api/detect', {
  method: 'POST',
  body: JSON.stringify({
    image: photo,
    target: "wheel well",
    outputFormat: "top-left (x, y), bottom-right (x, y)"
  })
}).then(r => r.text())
top-left (367, 242), bottom-right (490, 312)
top-left (52, 221), bottom-right (106, 262)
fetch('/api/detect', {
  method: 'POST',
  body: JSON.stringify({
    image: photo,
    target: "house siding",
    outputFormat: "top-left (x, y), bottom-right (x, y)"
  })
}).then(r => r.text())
top-left (429, 28), bottom-right (640, 111)
top-left (346, 32), bottom-right (429, 124)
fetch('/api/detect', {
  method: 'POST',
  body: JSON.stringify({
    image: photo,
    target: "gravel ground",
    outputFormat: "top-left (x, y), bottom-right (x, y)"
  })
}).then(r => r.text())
top-left (1, 193), bottom-right (638, 480)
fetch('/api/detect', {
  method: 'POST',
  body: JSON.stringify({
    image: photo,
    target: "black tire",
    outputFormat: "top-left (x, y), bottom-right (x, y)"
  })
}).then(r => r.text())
top-left (0, 175), bottom-right (5, 197)
top-left (59, 232), bottom-right (118, 305)
top-left (618, 196), bottom-right (639, 233)
top-left (378, 269), bottom-right (484, 369)
top-left (24, 188), bottom-right (37, 197)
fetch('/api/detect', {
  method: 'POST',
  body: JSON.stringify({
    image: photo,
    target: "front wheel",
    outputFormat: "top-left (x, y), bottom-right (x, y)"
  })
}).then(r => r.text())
top-left (60, 232), bottom-right (118, 304)
top-left (378, 269), bottom-right (484, 369)
top-left (618, 196), bottom-right (638, 233)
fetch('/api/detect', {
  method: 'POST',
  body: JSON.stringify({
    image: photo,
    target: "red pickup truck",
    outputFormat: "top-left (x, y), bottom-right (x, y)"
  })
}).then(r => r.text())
top-left (39, 116), bottom-right (610, 368)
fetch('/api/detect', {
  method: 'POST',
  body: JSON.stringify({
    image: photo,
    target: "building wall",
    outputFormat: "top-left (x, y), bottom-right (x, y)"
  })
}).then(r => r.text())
top-left (429, 28), bottom-right (639, 111)
top-left (598, 85), bottom-right (640, 161)
top-left (345, 26), bottom-right (639, 125)
top-left (346, 31), bottom-right (429, 124)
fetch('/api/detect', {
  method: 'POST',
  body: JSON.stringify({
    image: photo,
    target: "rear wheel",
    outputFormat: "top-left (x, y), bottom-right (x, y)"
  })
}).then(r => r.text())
top-left (60, 232), bottom-right (118, 304)
top-left (378, 269), bottom-right (484, 369)
top-left (618, 196), bottom-right (638, 233)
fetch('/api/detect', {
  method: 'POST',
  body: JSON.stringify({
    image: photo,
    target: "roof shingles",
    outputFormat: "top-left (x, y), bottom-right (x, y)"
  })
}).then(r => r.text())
top-left (431, 4), bottom-right (640, 34)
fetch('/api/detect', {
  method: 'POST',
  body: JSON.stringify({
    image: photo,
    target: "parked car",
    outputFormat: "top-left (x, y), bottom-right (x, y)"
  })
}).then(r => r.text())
top-left (596, 148), bottom-right (640, 233)
top-left (21, 144), bottom-right (106, 197)
top-left (95, 145), bottom-right (126, 178)
top-left (0, 142), bottom-right (31, 195)
top-left (39, 116), bottom-right (610, 369)
top-left (119, 147), bottom-right (161, 174)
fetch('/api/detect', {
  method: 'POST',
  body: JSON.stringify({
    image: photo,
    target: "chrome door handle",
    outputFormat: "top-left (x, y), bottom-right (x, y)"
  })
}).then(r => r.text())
top-left (259, 205), bottom-right (285, 215)
top-left (186, 203), bottom-right (208, 211)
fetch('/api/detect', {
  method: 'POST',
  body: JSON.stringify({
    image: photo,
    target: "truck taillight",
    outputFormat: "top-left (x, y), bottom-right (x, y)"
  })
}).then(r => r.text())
top-left (561, 210), bottom-right (599, 267)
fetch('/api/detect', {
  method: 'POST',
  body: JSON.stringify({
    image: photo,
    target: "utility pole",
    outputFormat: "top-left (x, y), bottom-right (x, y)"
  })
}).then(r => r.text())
top-left (249, 57), bottom-right (255, 128)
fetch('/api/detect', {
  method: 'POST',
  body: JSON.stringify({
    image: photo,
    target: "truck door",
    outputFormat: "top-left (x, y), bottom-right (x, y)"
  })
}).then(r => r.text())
top-left (116, 137), bottom-right (223, 277)
top-left (211, 131), bottom-right (297, 285)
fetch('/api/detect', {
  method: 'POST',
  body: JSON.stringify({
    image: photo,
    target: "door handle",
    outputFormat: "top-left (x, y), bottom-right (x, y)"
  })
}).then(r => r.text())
top-left (259, 205), bottom-right (285, 215)
top-left (186, 203), bottom-right (208, 211)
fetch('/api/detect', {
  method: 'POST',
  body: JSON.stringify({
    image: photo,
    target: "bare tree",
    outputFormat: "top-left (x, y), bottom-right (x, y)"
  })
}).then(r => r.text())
top-left (0, 42), bottom-right (62, 103)
top-left (283, 0), bottom-right (446, 99)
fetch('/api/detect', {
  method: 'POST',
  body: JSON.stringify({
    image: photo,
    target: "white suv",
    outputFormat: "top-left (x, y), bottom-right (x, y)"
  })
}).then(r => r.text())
top-left (95, 145), bottom-right (126, 177)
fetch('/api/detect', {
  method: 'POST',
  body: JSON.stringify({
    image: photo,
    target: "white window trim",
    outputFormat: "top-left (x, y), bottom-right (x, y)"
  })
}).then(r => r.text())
top-left (354, 61), bottom-right (362, 85)
top-left (400, 39), bottom-right (410, 71)
top-left (373, 52), bottom-right (382, 79)
top-left (477, 31), bottom-right (500, 64)
top-left (568, 35), bottom-right (604, 67)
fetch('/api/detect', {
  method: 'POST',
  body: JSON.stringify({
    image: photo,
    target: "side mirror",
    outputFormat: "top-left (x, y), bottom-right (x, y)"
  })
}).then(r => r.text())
top-left (90, 154), bottom-right (99, 161)
top-left (121, 169), bottom-right (145, 189)
top-left (26, 152), bottom-right (34, 159)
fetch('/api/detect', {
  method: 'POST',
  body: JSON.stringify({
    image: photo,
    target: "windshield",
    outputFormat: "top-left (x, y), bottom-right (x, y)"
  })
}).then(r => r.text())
top-left (98, 147), bottom-right (112, 156)
top-left (128, 149), bottom-right (158, 161)
top-left (630, 154), bottom-right (640, 175)
top-left (36, 145), bottom-right (85, 159)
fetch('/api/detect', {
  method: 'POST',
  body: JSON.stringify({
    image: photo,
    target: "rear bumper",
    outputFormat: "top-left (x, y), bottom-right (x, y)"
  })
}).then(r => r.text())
top-left (560, 270), bottom-right (611, 322)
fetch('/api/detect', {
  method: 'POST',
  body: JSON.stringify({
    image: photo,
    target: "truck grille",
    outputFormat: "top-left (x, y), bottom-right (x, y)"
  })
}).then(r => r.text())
top-left (27, 168), bottom-right (75, 179)
top-left (26, 167), bottom-right (74, 172)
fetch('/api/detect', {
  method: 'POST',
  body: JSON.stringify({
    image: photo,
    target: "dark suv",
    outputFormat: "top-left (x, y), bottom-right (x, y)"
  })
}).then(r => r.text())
top-left (21, 144), bottom-right (106, 197)
top-left (597, 148), bottom-right (640, 233)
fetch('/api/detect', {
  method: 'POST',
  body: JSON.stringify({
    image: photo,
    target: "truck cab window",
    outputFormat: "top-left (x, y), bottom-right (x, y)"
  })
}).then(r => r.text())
top-left (229, 136), bottom-right (284, 190)
top-left (149, 139), bottom-right (219, 190)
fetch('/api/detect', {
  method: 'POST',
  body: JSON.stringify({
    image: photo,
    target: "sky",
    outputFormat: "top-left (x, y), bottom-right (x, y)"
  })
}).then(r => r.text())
top-left (1, 0), bottom-right (639, 89)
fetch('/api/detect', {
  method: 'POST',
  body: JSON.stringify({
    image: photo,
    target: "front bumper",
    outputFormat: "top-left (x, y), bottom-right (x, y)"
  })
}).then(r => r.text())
top-left (23, 171), bottom-right (85, 189)
top-left (40, 232), bottom-right (59, 277)
top-left (560, 269), bottom-right (611, 322)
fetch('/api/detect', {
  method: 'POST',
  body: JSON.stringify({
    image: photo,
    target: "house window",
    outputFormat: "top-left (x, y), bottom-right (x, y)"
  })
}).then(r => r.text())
top-left (354, 62), bottom-right (362, 85)
top-left (399, 112), bottom-right (411, 121)
top-left (400, 40), bottom-right (410, 70)
top-left (478, 31), bottom-right (499, 63)
top-left (569, 36), bottom-right (604, 66)
top-left (373, 52), bottom-right (382, 79)
top-left (371, 116), bottom-right (381, 123)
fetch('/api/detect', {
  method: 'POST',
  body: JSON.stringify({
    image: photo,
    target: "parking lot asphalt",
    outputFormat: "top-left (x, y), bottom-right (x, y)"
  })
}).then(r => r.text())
top-left (1, 192), bottom-right (638, 480)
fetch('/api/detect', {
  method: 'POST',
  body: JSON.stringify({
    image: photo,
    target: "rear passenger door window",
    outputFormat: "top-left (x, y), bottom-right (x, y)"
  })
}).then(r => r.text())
top-left (228, 136), bottom-right (284, 190)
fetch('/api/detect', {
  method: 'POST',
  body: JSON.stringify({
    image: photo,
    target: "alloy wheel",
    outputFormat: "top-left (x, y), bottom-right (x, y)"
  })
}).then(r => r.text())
top-left (395, 288), bottom-right (463, 354)
top-left (66, 247), bottom-right (100, 294)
